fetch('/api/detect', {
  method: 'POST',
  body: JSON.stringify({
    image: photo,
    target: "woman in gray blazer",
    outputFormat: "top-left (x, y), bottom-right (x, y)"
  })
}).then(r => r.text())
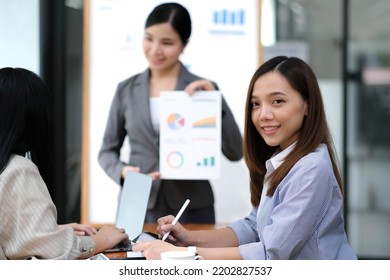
top-left (98, 3), bottom-right (242, 224)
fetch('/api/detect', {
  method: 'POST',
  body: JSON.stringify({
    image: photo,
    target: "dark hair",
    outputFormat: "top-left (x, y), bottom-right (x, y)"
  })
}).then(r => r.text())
top-left (243, 56), bottom-right (343, 207)
top-left (145, 2), bottom-right (191, 44)
top-left (0, 67), bottom-right (53, 190)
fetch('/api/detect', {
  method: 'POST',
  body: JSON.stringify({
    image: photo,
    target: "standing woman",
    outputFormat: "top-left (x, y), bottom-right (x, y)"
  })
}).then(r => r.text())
top-left (132, 56), bottom-right (356, 260)
top-left (98, 2), bottom-right (243, 224)
top-left (0, 67), bottom-right (128, 259)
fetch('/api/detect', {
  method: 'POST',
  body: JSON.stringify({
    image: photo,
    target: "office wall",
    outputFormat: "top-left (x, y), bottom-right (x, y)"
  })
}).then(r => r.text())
top-left (0, 0), bottom-right (40, 72)
top-left (82, 0), bottom-right (259, 225)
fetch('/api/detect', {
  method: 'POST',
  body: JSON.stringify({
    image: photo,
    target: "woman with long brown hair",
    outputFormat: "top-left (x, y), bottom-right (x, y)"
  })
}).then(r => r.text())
top-left (133, 56), bottom-right (356, 260)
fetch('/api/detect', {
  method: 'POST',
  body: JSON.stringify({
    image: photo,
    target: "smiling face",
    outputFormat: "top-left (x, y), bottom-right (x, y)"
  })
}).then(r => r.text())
top-left (250, 71), bottom-right (308, 150)
top-left (143, 23), bottom-right (186, 73)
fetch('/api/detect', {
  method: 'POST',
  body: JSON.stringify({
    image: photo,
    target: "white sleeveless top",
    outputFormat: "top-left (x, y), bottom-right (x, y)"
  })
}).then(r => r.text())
top-left (149, 97), bottom-right (160, 134)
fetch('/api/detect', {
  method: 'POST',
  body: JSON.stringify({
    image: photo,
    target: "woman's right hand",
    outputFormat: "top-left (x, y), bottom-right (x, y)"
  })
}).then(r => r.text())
top-left (92, 225), bottom-right (128, 253)
top-left (156, 215), bottom-right (190, 246)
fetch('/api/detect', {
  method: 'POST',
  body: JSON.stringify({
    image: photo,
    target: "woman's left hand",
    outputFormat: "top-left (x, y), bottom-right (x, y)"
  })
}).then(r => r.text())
top-left (132, 240), bottom-right (180, 260)
top-left (59, 223), bottom-right (98, 236)
top-left (184, 79), bottom-right (216, 95)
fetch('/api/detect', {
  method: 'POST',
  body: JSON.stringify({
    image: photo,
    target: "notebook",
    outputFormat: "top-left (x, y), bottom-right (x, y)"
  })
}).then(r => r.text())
top-left (103, 171), bottom-right (154, 253)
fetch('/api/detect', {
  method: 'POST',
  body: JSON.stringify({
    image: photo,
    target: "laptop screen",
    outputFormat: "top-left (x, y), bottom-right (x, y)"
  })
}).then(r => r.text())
top-left (115, 171), bottom-right (152, 241)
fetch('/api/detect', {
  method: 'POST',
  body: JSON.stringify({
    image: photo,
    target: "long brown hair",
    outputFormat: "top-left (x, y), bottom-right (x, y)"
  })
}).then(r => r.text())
top-left (243, 56), bottom-right (343, 207)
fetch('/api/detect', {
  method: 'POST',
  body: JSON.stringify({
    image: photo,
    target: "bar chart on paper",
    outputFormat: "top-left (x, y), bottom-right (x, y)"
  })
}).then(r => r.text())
top-left (196, 156), bottom-right (216, 167)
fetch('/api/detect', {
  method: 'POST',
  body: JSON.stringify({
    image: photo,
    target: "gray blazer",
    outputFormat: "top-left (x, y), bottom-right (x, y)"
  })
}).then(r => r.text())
top-left (98, 63), bottom-right (243, 210)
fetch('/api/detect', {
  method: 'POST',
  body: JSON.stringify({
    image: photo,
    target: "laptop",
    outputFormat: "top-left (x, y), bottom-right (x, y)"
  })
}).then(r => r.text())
top-left (103, 171), bottom-right (155, 253)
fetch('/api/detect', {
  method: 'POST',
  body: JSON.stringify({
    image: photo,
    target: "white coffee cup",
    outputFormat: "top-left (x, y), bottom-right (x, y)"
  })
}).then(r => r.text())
top-left (160, 251), bottom-right (203, 260)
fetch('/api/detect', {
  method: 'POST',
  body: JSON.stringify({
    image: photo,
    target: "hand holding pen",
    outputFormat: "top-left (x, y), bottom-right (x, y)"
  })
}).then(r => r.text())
top-left (161, 199), bottom-right (190, 242)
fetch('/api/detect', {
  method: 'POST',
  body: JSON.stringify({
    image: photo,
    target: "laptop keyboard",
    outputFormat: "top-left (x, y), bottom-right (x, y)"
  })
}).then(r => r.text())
top-left (112, 240), bottom-right (133, 251)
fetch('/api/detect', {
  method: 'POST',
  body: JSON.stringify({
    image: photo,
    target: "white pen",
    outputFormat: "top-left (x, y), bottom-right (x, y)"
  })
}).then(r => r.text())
top-left (162, 199), bottom-right (190, 241)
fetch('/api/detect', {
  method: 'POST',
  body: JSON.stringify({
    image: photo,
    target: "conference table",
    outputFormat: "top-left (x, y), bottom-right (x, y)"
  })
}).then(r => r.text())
top-left (104, 223), bottom-right (227, 259)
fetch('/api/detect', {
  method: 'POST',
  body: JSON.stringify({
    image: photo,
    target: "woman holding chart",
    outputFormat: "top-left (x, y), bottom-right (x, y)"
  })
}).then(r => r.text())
top-left (132, 56), bottom-right (357, 259)
top-left (98, 2), bottom-right (242, 224)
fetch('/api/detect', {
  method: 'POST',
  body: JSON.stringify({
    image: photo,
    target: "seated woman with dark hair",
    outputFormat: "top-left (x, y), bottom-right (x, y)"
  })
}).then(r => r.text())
top-left (0, 67), bottom-right (128, 260)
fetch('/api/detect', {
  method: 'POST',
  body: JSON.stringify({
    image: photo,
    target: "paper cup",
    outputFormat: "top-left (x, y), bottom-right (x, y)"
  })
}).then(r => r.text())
top-left (160, 251), bottom-right (203, 260)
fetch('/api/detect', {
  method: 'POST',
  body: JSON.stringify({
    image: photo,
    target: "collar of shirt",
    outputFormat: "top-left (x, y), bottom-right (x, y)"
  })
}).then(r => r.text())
top-left (260, 142), bottom-right (297, 207)
top-left (266, 142), bottom-right (297, 173)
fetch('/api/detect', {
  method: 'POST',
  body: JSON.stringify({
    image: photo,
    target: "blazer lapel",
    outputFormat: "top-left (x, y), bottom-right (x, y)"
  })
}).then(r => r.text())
top-left (132, 69), bottom-right (159, 138)
top-left (175, 62), bottom-right (197, 90)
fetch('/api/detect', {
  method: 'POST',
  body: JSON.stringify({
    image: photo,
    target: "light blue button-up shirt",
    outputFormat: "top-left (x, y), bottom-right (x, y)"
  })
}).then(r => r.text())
top-left (229, 144), bottom-right (357, 259)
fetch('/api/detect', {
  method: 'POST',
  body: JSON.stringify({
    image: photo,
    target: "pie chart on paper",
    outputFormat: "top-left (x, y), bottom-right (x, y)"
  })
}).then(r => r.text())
top-left (167, 113), bottom-right (185, 129)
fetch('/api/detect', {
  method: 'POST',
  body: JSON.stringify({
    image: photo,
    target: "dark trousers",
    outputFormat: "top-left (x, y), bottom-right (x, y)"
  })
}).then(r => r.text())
top-left (145, 190), bottom-right (215, 224)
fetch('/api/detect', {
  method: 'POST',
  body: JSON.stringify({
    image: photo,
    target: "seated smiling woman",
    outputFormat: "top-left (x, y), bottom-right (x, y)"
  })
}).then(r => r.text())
top-left (132, 56), bottom-right (357, 260)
